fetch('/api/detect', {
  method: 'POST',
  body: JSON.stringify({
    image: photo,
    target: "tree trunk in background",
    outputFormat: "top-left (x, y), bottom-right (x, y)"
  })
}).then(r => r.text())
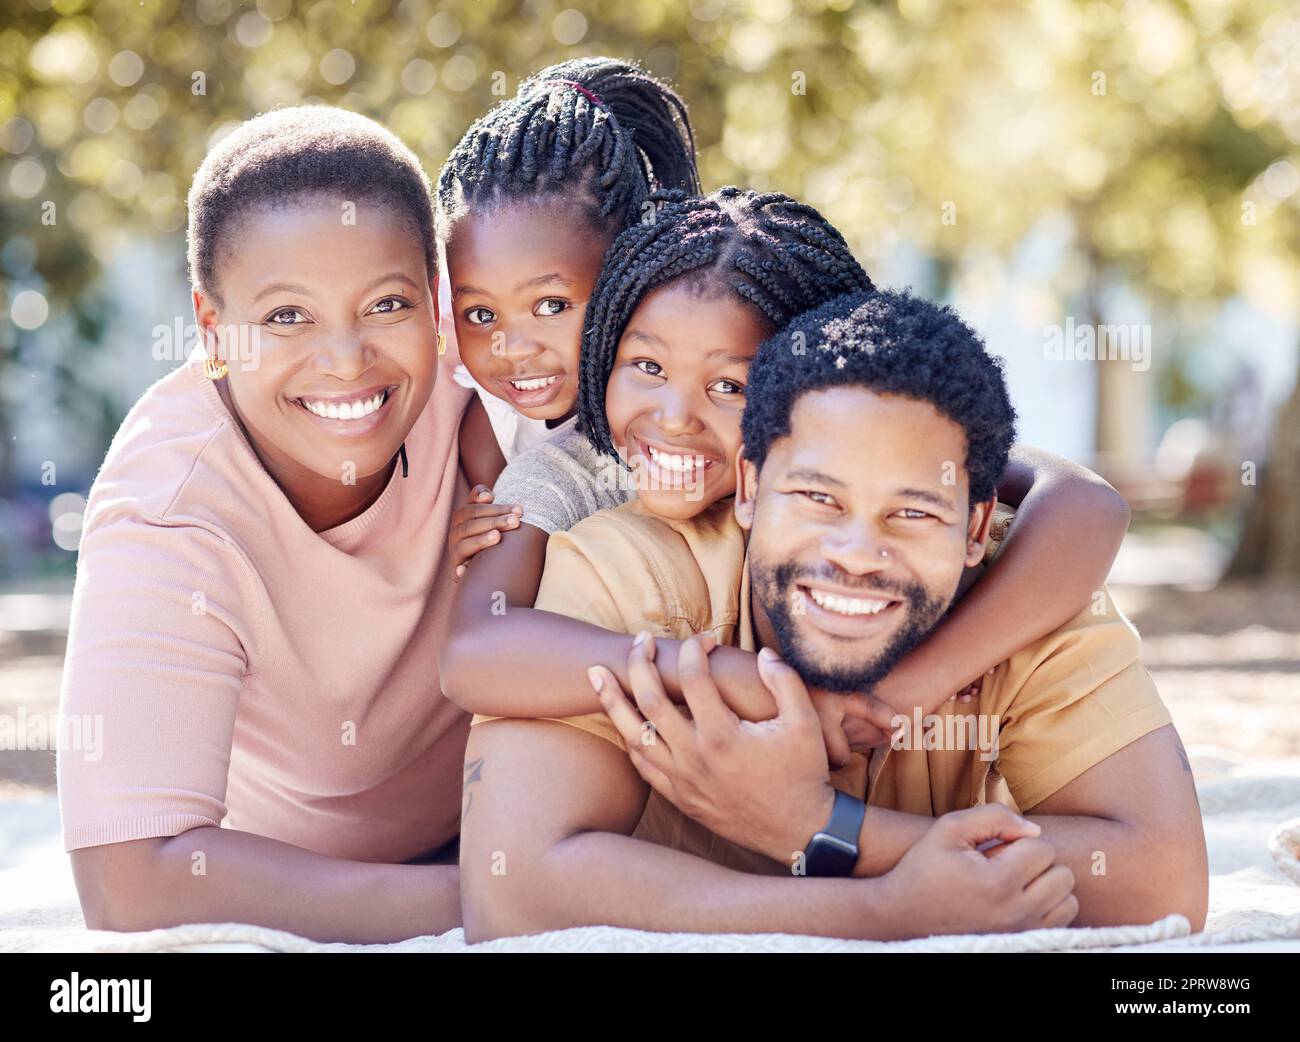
top-left (1094, 345), bottom-right (1153, 471)
top-left (1226, 364), bottom-right (1300, 580)
top-left (1085, 265), bottom-right (1153, 476)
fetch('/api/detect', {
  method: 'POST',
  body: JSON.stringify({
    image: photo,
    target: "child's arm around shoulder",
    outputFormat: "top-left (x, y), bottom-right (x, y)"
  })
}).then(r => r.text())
top-left (438, 508), bottom-right (896, 766)
top-left (450, 395), bottom-right (519, 579)
top-left (458, 394), bottom-right (507, 491)
top-left (440, 509), bottom-right (679, 718)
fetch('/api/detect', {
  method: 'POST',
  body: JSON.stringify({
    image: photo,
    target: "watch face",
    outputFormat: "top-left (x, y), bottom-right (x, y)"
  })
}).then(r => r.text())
top-left (817, 834), bottom-right (859, 857)
top-left (805, 792), bottom-right (866, 876)
top-left (806, 833), bottom-right (858, 877)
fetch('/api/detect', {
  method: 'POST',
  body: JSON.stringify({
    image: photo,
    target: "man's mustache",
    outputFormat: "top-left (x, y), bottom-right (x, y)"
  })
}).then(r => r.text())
top-left (777, 563), bottom-right (922, 602)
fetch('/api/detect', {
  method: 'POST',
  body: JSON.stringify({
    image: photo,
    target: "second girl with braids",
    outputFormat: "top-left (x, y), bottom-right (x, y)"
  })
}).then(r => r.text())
top-left (436, 57), bottom-right (699, 480)
top-left (438, 188), bottom-right (1133, 759)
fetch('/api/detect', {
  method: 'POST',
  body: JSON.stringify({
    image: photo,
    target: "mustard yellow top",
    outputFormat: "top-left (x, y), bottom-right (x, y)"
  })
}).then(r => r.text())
top-left (473, 496), bottom-right (1169, 874)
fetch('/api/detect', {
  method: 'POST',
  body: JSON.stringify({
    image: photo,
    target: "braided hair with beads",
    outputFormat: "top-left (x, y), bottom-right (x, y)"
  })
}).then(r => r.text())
top-left (577, 186), bottom-right (876, 463)
top-left (436, 57), bottom-right (699, 242)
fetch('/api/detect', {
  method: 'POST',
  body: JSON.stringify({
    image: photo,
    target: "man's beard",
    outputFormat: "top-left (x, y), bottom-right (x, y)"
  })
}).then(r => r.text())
top-left (751, 560), bottom-right (951, 694)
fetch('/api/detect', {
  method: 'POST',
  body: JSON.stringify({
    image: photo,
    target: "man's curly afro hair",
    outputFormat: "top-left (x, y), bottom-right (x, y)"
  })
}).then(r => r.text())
top-left (741, 289), bottom-right (1017, 505)
top-left (187, 105), bottom-right (436, 302)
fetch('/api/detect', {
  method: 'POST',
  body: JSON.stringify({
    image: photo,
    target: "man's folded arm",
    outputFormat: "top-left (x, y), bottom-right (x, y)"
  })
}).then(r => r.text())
top-left (458, 717), bottom-right (913, 942)
top-left (790, 725), bottom-right (1205, 929)
top-left (830, 598), bottom-right (1206, 927)
top-left (1018, 724), bottom-right (1207, 930)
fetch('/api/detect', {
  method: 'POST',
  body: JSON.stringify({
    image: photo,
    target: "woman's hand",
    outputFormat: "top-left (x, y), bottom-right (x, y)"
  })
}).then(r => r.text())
top-left (451, 485), bottom-right (522, 579)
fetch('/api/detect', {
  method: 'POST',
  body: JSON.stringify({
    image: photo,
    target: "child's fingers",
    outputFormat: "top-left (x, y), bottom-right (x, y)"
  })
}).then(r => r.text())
top-left (865, 694), bottom-right (901, 733)
top-left (452, 529), bottom-right (504, 567)
top-left (452, 501), bottom-right (520, 525)
top-left (470, 484), bottom-right (494, 501)
top-left (811, 701), bottom-right (852, 769)
top-left (456, 514), bottom-right (520, 540)
top-left (840, 692), bottom-right (898, 734)
top-left (843, 718), bottom-right (894, 751)
top-left (462, 501), bottom-right (519, 518)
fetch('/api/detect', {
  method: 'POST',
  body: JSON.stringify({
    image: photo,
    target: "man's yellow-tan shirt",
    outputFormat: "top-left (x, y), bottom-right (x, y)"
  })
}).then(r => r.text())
top-left (472, 496), bottom-right (1170, 874)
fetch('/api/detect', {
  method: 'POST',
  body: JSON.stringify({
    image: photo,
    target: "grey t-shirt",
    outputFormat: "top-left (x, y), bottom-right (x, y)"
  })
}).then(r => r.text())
top-left (490, 423), bottom-right (637, 534)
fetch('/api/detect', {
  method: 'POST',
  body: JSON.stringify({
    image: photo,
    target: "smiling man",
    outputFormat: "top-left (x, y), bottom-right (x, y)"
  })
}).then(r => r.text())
top-left (458, 290), bottom-right (1207, 942)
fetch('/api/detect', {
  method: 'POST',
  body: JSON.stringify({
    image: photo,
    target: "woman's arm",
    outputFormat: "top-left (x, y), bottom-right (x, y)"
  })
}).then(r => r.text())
top-left (71, 829), bottom-right (458, 943)
top-left (458, 395), bottom-right (507, 490)
top-left (872, 443), bottom-right (1131, 716)
top-left (59, 520), bottom-right (461, 940)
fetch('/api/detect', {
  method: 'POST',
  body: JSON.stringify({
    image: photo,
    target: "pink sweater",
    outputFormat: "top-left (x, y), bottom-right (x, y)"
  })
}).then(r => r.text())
top-left (57, 345), bottom-right (472, 863)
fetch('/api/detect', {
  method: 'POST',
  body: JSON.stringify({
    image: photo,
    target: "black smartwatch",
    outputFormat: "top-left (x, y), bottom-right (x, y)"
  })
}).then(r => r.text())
top-left (803, 790), bottom-right (867, 877)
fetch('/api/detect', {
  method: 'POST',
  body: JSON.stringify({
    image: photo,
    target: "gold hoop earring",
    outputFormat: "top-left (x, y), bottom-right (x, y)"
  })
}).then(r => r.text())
top-left (203, 356), bottom-right (229, 380)
top-left (437, 331), bottom-right (448, 357)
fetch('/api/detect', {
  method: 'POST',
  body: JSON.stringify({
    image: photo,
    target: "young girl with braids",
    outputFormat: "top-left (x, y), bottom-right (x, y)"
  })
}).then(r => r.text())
top-left (435, 56), bottom-right (698, 491)
top-left (439, 187), bottom-right (1132, 758)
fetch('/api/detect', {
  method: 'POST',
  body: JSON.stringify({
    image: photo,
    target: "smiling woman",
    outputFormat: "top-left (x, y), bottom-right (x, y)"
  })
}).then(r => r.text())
top-left (55, 107), bottom-right (478, 944)
top-left (198, 196), bottom-right (439, 531)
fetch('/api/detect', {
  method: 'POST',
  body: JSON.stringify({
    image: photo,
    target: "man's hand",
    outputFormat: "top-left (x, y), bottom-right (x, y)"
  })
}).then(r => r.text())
top-left (882, 804), bottom-right (1079, 936)
top-left (450, 485), bottom-right (521, 580)
top-left (588, 633), bottom-right (838, 864)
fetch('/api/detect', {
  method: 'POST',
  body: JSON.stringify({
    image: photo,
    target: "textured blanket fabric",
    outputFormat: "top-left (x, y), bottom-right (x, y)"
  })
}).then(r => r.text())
top-left (4, 756), bottom-right (1299, 953)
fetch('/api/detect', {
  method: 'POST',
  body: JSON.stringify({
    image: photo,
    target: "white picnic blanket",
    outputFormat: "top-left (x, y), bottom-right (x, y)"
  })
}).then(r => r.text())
top-left (4, 753), bottom-right (1300, 953)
